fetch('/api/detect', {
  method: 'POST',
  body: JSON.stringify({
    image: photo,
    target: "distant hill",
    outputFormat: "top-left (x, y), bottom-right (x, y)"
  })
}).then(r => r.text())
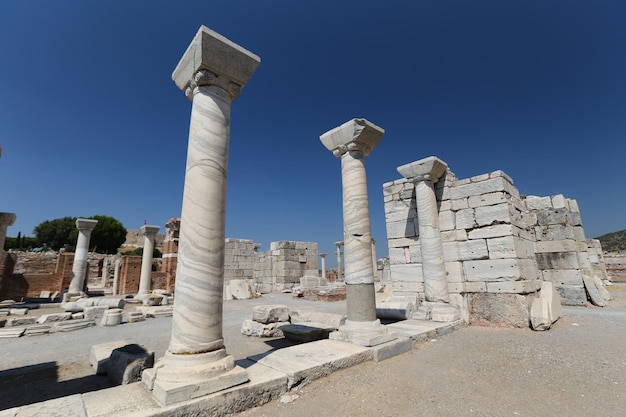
top-left (596, 229), bottom-right (626, 252)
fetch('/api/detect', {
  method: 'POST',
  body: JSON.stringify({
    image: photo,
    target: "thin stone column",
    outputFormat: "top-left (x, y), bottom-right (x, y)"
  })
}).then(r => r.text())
top-left (68, 218), bottom-right (98, 296)
top-left (0, 213), bottom-right (16, 253)
top-left (150, 26), bottom-right (260, 406)
top-left (320, 118), bottom-right (396, 346)
top-left (138, 225), bottom-right (160, 296)
top-left (335, 241), bottom-right (343, 281)
top-left (112, 256), bottom-right (121, 296)
top-left (319, 253), bottom-right (327, 280)
top-left (371, 238), bottom-right (378, 280)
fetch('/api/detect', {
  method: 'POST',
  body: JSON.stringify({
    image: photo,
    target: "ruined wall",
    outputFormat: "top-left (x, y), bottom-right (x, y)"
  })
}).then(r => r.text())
top-left (117, 256), bottom-right (142, 295)
top-left (224, 239), bottom-right (256, 283)
top-left (604, 252), bottom-right (626, 282)
top-left (254, 241), bottom-right (318, 292)
top-left (384, 161), bottom-right (607, 326)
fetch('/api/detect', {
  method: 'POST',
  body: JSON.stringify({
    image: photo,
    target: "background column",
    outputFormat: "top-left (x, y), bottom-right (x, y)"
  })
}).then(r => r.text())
top-left (138, 225), bottom-right (160, 296)
top-left (319, 253), bottom-right (327, 280)
top-left (151, 25), bottom-right (260, 406)
top-left (0, 213), bottom-right (16, 253)
top-left (68, 218), bottom-right (98, 295)
top-left (335, 241), bottom-right (343, 282)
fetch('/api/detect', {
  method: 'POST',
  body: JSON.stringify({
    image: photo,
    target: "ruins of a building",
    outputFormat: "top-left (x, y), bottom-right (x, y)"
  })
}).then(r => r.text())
top-left (384, 156), bottom-right (610, 327)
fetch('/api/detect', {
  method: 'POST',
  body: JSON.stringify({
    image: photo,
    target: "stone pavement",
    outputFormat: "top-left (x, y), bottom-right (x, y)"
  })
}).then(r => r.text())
top-left (0, 292), bottom-right (462, 417)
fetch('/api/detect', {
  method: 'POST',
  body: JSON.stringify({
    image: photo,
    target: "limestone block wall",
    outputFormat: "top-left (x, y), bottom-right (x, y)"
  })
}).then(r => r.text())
top-left (384, 169), bottom-right (539, 325)
top-left (224, 239), bottom-right (256, 283)
top-left (254, 241), bottom-right (318, 292)
top-left (604, 252), bottom-right (626, 282)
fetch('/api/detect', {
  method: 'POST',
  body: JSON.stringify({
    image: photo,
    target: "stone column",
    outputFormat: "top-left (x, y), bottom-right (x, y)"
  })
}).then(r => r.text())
top-left (100, 258), bottom-right (109, 288)
top-left (397, 156), bottom-right (455, 310)
top-left (371, 238), bottom-right (378, 280)
top-left (335, 241), bottom-right (343, 282)
top-left (68, 218), bottom-right (98, 296)
top-left (319, 253), bottom-right (327, 280)
top-left (0, 213), bottom-right (16, 253)
top-left (320, 118), bottom-right (396, 346)
top-left (112, 256), bottom-right (121, 296)
top-left (138, 225), bottom-right (160, 296)
top-left (150, 26), bottom-right (260, 406)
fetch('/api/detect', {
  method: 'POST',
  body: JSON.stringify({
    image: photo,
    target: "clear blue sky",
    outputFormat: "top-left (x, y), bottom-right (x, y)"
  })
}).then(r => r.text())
top-left (1, 1), bottom-right (625, 265)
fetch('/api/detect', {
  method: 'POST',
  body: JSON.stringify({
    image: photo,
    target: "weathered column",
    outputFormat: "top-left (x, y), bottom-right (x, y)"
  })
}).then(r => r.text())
top-left (319, 253), bottom-right (327, 280)
top-left (68, 218), bottom-right (98, 296)
top-left (321, 118), bottom-right (396, 346)
top-left (150, 26), bottom-right (260, 406)
top-left (397, 156), bottom-right (449, 302)
top-left (371, 238), bottom-right (378, 280)
top-left (335, 241), bottom-right (343, 281)
top-left (0, 213), bottom-right (16, 253)
top-left (100, 258), bottom-right (109, 288)
top-left (138, 225), bottom-right (160, 296)
top-left (112, 256), bottom-right (121, 296)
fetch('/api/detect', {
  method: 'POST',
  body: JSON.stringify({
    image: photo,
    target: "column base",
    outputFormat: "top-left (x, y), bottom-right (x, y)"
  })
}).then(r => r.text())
top-left (329, 319), bottom-right (397, 347)
top-left (147, 348), bottom-right (249, 406)
top-left (413, 302), bottom-right (460, 322)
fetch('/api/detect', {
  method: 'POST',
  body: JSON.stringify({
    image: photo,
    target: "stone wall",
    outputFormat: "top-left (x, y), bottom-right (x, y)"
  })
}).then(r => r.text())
top-left (224, 239), bottom-right (256, 283)
top-left (604, 251), bottom-right (626, 282)
top-left (384, 159), bottom-right (608, 326)
top-left (254, 241), bottom-right (318, 292)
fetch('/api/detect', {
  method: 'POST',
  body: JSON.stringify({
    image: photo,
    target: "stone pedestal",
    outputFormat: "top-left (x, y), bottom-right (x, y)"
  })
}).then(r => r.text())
top-left (150, 25), bottom-right (260, 406)
top-left (0, 213), bottom-right (16, 253)
top-left (68, 218), bottom-right (98, 296)
top-left (138, 225), bottom-right (160, 296)
top-left (320, 119), bottom-right (396, 347)
top-left (398, 156), bottom-right (450, 303)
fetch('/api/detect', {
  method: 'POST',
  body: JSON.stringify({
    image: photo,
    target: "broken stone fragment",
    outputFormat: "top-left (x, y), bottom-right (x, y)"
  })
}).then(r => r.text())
top-left (251, 304), bottom-right (289, 324)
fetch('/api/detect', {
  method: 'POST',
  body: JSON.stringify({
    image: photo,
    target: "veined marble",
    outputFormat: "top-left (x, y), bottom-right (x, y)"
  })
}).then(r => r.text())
top-left (397, 156), bottom-right (449, 302)
top-left (68, 218), bottom-right (98, 295)
top-left (138, 225), bottom-right (160, 296)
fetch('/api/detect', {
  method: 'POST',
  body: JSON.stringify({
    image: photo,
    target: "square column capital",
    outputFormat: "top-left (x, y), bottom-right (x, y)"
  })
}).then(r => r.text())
top-left (397, 156), bottom-right (448, 183)
top-left (76, 218), bottom-right (98, 231)
top-left (140, 225), bottom-right (161, 237)
top-left (173, 26), bottom-right (260, 99)
top-left (320, 118), bottom-right (384, 157)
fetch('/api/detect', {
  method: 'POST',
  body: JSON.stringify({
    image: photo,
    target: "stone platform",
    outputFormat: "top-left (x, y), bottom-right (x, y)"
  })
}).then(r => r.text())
top-left (1, 319), bottom-right (462, 417)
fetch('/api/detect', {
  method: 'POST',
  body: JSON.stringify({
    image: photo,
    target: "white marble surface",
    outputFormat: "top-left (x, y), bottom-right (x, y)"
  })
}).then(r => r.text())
top-left (139, 225), bottom-right (161, 295)
top-left (68, 218), bottom-right (98, 295)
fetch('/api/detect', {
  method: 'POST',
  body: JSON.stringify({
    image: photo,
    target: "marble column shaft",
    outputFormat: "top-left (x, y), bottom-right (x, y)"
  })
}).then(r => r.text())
top-left (139, 225), bottom-right (160, 296)
top-left (320, 253), bottom-right (327, 280)
top-left (113, 257), bottom-right (121, 296)
top-left (335, 242), bottom-right (343, 281)
top-left (415, 179), bottom-right (449, 302)
top-left (68, 218), bottom-right (98, 295)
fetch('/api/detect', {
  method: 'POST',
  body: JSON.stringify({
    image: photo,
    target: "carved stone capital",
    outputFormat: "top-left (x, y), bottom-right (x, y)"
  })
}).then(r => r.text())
top-left (0, 213), bottom-right (16, 227)
top-left (320, 118), bottom-right (384, 158)
top-left (173, 26), bottom-right (260, 101)
top-left (140, 225), bottom-right (161, 237)
top-left (397, 156), bottom-right (448, 184)
top-left (75, 218), bottom-right (98, 232)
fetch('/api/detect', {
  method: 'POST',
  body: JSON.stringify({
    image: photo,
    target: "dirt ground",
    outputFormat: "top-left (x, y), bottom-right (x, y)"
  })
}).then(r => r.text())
top-left (237, 284), bottom-right (626, 417)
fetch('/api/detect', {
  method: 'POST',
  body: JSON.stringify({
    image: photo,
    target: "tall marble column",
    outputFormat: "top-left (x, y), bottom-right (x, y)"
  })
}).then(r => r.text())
top-left (335, 241), bottom-right (343, 282)
top-left (68, 218), bottom-right (98, 295)
top-left (138, 225), bottom-right (160, 296)
top-left (112, 255), bottom-right (121, 296)
top-left (397, 156), bottom-right (449, 303)
top-left (319, 253), bottom-right (327, 280)
top-left (320, 118), bottom-right (396, 346)
top-left (150, 26), bottom-right (260, 406)
top-left (371, 238), bottom-right (378, 280)
top-left (0, 213), bottom-right (16, 253)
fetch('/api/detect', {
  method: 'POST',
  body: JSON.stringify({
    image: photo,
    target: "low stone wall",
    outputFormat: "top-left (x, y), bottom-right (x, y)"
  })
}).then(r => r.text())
top-left (605, 252), bottom-right (626, 282)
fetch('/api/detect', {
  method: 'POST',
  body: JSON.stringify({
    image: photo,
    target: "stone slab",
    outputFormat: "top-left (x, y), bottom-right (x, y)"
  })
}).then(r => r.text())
top-left (36, 312), bottom-right (71, 324)
top-left (248, 339), bottom-right (371, 389)
top-left (15, 394), bottom-right (86, 417)
top-left (82, 382), bottom-right (158, 417)
top-left (252, 304), bottom-right (289, 324)
top-left (583, 275), bottom-right (606, 307)
top-left (90, 340), bottom-right (130, 375)
top-left (280, 323), bottom-right (334, 342)
top-left (371, 337), bottom-right (412, 362)
top-left (108, 344), bottom-right (155, 385)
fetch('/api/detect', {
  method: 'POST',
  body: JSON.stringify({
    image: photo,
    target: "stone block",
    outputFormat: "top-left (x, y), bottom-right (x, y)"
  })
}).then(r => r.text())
top-left (0, 327), bottom-right (25, 338)
top-left (376, 300), bottom-right (416, 320)
top-left (455, 208), bottom-right (475, 230)
top-left (389, 247), bottom-right (408, 264)
top-left (583, 275), bottom-right (606, 307)
top-left (54, 318), bottom-right (96, 332)
top-left (289, 310), bottom-right (346, 328)
top-left (536, 252), bottom-right (580, 270)
top-left (84, 306), bottom-right (109, 322)
top-left (542, 269), bottom-right (584, 286)
top-left (445, 261), bottom-right (465, 283)
top-left (537, 208), bottom-right (569, 226)
top-left (241, 319), bottom-right (289, 337)
top-left (230, 279), bottom-right (257, 299)
top-left (464, 282), bottom-right (487, 292)
top-left (535, 240), bottom-right (578, 253)
top-left (101, 308), bottom-right (123, 326)
top-left (469, 293), bottom-right (530, 327)
top-left (390, 264), bottom-right (423, 282)
top-left (90, 340), bottom-right (130, 374)
top-left (107, 344), bottom-right (154, 385)
top-left (280, 323), bottom-right (334, 342)
top-left (252, 305), bottom-right (289, 324)
top-left (371, 337), bottom-right (412, 362)
top-left (443, 240), bottom-right (488, 262)
top-left (467, 224), bottom-right (516, 239)
top-left (464, 259), bottom-right (527, 282)
top-left (448, 177), bottom-right (518, 200)
top-left (468, 191), bottom-right (508, 208)
top-left (525, 196), bottom-right (553, 210)
top-left (441, 229), bottom-right (468, 242)
top-left (551, 194), bottom-right (568, 209)
top-left (9, 308), bottom-right (28, 316)
top-left (486, 280), bottom-right (539, 294)
top-left (24, 324), bottom-right (52, 336)
top-left (6, 317), bottom-right (36, 327)
top-left (555, 285), bottom-right (587, 305)
top-left (475, 203), bottom-right (511, 227)
top-left (536, 224), bottom-right (575, 241)
top-left (438, 210), bottom-right (455, 231)
top-left (36, 312), bottom-right (72, 324)
top-left (386, 219), bottom-right (417, 239)
top-left (487, 236), bottom-right (528, 259)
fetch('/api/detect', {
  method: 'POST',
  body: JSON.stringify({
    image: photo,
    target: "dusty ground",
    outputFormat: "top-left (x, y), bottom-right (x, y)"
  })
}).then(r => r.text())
top-left (237, 284), bottom-right (626, 417)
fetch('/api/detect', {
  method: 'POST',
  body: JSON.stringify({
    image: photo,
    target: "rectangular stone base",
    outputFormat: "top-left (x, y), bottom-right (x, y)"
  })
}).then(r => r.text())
top-left (152, 365), bottom-right (248, 406)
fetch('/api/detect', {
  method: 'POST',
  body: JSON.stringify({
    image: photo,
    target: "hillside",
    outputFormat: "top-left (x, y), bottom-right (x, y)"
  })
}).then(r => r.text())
top-left (596, 229), bottom-right (626, 252)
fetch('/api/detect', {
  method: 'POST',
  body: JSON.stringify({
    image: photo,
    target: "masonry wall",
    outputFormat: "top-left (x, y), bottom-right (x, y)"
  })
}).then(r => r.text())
top-left (254, 241), bottom-right (318, 292)
top-left (384, 162), bottom-right (607, 326)
top-left (604, 252), bottom-right (626, 282)
top-left (224, 239), bottom-right (256, 283)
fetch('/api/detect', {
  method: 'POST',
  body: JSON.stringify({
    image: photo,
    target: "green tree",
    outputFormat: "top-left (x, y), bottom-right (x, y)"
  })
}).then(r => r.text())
top-left (33, 217), bottom-right (77, 250)
top-left (86, 215), bottom-right (127, 254)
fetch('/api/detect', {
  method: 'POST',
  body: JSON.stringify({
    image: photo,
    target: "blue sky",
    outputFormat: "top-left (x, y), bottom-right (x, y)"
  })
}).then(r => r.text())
top-left (1, 1), bottom-right (625, 265)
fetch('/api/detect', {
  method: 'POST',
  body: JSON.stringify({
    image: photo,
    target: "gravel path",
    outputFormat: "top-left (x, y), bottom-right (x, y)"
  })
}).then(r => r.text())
top-left (237, 285), bottom-right (626, 417)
